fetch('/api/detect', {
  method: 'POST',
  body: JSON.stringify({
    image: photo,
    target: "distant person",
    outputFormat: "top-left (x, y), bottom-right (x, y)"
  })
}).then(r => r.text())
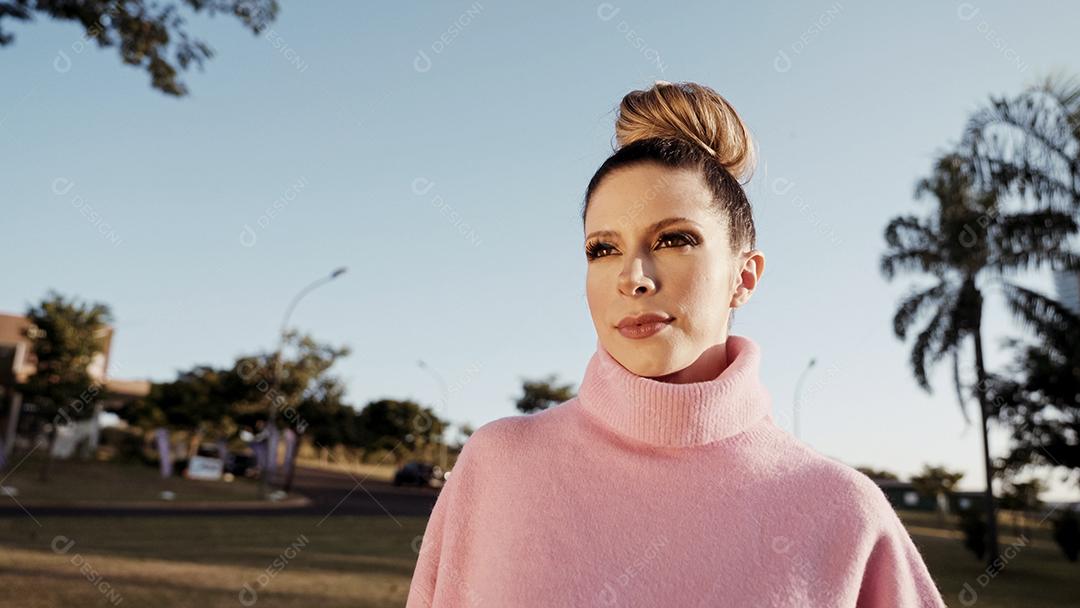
top-left (407, 81), bottom-right (947, 607)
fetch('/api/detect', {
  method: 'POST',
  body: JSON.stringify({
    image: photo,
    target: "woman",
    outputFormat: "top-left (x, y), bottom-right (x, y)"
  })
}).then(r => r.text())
top-left (406, 81), bottom-right (947, 608)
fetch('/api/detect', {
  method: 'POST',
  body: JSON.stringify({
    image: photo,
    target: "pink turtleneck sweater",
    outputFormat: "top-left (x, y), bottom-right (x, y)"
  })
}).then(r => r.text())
top-left (406, 335), bottom-right (948, 607)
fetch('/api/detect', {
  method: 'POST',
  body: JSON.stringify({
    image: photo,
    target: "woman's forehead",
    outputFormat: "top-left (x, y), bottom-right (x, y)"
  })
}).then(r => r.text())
top-left (586, 188), bottom-right (722, 239)
top-left (586, 165), bottom-right (715, 227)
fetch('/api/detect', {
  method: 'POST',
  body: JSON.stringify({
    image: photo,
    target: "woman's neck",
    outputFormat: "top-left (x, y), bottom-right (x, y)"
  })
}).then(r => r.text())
top-left (650, 340), bottom-right (731, 384)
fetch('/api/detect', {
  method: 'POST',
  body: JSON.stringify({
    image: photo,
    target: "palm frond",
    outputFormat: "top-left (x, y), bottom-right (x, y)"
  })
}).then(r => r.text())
top-left (1034, 71), bottom-right (1080, 131)
top-left (968, 156), bottom-right (1078, 210)
top-left (1000, 281), bottom-right (1080, 360)
top-left (880, 248), bottom-right (946, 281)
top-left (910, 306), bottom-right (947, 393)
top-left (952, 348), bottom-right (973, 427)
top-left (892, 282), bottom-right (948, 339)
top-left (962, 75), bottom-right (1080, 207)
top-left (881, 215), bottom-right (945, 279)
top-left (883, 214), bottom-right (937, 248)
top-left (989, 209), bottom-right (1080, 272)
top-left (932, 282), bottom-right (977, 368)
top-left (993, 247), bottom-right (1080, 275)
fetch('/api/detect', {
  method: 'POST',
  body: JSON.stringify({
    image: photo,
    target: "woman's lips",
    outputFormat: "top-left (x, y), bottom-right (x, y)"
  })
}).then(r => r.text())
top-left (616, 317), bottom-right (674, 339)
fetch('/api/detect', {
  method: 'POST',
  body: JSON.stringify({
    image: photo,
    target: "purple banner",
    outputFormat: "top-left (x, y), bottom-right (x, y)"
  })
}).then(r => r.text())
top-left (155, 427), bottom-right (172, 478)
top-left (266, 424), bottom-right (280, 480)
top-left (283, 428), bottom-right (297, 478)
top-left (250, 436), bottom-right (266, 473)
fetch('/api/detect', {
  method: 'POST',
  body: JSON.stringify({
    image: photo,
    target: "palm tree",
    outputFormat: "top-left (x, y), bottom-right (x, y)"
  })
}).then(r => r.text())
top-left (880, 152), bottom-right (1078, 567)
top-left (991, 283), bottom-right (1080, 486)
top-left (963, 72), bottom-right (1080, 212)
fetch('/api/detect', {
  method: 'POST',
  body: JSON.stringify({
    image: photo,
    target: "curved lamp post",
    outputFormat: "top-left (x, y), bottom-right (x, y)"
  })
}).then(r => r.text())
top-left (793, 357), bottom-right (816, 441)
top-left (417, 360), bottom-right (450, 472)
top-left (259, 266), bottom-right (347, 499)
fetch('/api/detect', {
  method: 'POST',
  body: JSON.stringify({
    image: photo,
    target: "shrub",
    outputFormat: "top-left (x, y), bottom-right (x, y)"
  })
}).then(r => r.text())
top-left (958, 508), bottom-right (987, 560)
top-left (1052, 509), bottom-right (1080, 562)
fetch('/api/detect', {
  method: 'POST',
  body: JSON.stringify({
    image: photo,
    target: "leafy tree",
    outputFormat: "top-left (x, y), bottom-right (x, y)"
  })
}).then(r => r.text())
top-left (280, 373), bottom-right (353, 490)
top-left (855, 467), bottom-right (900, 481)
top-left (514, 374), bottom-right (575, 414)
top-left (228, 331), bottom-right (349, 492)
top-left (1052, 510), bottom-right (1080, 562)
top-left (17, 291), bottom-right (112, 480)
top-left (0, 0), bottom-right (278, 95)
top-left (880, 152), bottom-right (1078, 567)
top-left (355, 399), bottom-right (445, 463)
top-left (911, 464), bottom-right (965, 526)
top-left (959, 508), bottom-right (988, 562)
top-left (124, 364), bottom-right (236, 467)
top-left (114, 331), bottom-right (351, 486)
top-left (295, 376), bottom-right (351, 448)
top-left (228, 330), bottom-right (349, 430)
top-left (139, 365), bottom-right (233, 430)
top-left (999, 476), bottom-right (1044, 538)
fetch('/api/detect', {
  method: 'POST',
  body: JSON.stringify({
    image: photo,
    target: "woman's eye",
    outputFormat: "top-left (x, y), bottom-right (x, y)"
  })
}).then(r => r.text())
top-left (657, 232), bottom-right (696, 249)
top-left (585, 242), bottom-right (614, 260)
top-left (586, 232), bottom-right (697, 260)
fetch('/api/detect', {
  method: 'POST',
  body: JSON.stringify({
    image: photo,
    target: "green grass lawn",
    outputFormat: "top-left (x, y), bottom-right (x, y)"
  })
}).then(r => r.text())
top-left (896, 510), bottom-right (1080, 608)
top-left (293, 455), bottom-right (398, 483)
top-left (0, 514), bottom-right (426, 608)
top-left (0, 498), bottom-right (1075, 606)
top-left (0, 456), bottom-right (267, 504)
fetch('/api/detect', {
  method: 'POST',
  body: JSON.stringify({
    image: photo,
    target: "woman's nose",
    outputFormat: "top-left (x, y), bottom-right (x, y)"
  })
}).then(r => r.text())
top-left (618, 257), bottom-right (656, 296)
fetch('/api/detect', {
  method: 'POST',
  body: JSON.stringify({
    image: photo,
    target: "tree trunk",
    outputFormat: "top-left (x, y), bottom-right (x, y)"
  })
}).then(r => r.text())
top-left (38, 425), bottom-right (57, 482)
top-left (187, 429), bottom-right (203, 469)
top-left (971, 313), bottom-right (1001, 567)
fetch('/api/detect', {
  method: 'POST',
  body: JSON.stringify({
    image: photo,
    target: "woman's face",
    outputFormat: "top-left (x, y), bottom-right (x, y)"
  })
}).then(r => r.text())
top-left (584, 162), bottom-right (764, 380)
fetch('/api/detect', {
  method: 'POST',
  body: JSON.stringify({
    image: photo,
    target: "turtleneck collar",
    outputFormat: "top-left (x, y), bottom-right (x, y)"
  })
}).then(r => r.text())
top-left (576, 334), bottom-right (773, 448)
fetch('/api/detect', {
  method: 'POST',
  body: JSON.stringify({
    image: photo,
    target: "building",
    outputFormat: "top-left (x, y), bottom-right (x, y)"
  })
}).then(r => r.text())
top-left (869, 477), bottom-right (997, 514)
top-left (873, 478), bottom-right (939, 511)
top-left (0, 312), bottom-right (150, 459)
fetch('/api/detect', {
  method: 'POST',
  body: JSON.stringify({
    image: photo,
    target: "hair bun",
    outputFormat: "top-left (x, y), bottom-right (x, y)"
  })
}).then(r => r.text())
top-left (614, 81), bottom-right (756, 182)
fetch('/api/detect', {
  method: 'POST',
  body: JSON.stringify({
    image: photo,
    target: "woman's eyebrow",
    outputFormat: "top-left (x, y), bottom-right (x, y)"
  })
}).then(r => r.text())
top-left (584, 217), bottom-right (696, 242)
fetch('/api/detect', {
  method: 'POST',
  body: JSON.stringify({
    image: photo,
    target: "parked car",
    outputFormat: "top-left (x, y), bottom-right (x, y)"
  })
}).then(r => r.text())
top-left (393, 461), bottom-right (446, 488)
top-left (225, 452), bottom-right (256, 478)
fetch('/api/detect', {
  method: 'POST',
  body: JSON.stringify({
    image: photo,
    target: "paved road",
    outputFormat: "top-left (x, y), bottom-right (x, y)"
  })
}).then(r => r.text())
top-left (0, 465), bottom-right (441, 518)
top-left (282, 465), bottom-right (442, 518)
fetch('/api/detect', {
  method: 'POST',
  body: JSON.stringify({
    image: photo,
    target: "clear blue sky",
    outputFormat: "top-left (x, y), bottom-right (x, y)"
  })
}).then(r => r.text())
top-left (3, 1), bottom-right (1078, 500)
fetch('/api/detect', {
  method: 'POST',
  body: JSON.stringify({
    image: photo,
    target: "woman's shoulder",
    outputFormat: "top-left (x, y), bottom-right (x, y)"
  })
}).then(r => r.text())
top-left (456, 398), bottom-right (579, 459)
top-left (768, 428), bottom-right (902, 528)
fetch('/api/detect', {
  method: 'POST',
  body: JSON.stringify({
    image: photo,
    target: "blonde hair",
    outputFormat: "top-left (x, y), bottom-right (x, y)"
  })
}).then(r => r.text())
top-left (614, 80), bottom-right (756, 183)
top-left (583, 80), bottom-right (759, 252)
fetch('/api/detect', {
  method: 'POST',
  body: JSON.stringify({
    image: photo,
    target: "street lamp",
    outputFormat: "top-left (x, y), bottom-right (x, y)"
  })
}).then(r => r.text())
top-left (259, 266), bottom-right (348, 499)
top-left (793, 357), bottom-right (816, 441)
top-left (417, 359), bottom-right (449, 472)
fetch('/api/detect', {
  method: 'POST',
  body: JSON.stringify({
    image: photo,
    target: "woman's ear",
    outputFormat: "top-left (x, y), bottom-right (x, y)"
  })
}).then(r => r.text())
top-left (729, 250), bottom-right (765, 308)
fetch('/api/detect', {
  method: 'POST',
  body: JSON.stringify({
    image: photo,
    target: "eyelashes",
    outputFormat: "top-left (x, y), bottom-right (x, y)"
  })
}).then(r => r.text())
top-left (585, 231), bottom-right (699, 261)
top-left (584, 240), bottom-right (613, 260)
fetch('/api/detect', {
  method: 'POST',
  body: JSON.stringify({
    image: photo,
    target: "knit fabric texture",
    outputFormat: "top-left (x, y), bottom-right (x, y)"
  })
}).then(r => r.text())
top-left (406, 334), bottom-right (948, 607)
